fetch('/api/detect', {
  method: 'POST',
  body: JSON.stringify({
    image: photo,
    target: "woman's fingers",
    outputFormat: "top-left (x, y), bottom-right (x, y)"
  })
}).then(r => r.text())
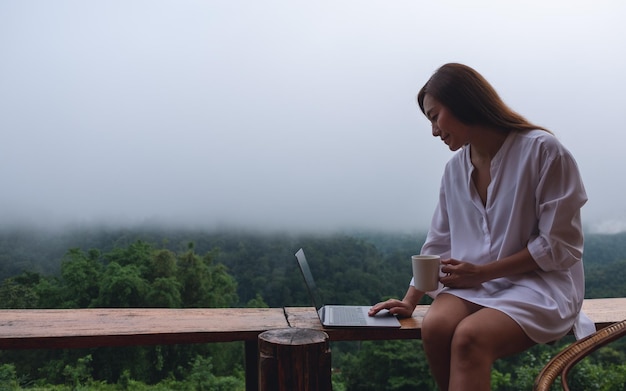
top-left (369, 299), bottom-right (414, 318)
top-left (369, 299), bottom-right (401, 315)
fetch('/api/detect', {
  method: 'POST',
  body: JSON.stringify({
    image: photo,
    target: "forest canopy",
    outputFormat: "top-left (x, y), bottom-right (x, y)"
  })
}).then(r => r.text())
top-left (1, 227), bottom-right (626, 390)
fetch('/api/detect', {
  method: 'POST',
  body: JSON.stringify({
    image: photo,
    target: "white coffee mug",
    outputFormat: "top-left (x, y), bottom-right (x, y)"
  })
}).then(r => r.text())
top-left (411, 255), bottom-right (441, 292)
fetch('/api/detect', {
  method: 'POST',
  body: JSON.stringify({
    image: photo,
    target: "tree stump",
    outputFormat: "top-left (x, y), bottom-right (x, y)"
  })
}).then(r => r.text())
top-left (258, 328), bottom-right (331, 391)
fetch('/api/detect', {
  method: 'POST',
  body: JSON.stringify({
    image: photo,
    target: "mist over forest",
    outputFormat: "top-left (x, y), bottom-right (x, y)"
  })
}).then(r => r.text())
top-left (2, 224), bottom-right (626, 300)
top-left (0, 224), bottom-right (427, 289)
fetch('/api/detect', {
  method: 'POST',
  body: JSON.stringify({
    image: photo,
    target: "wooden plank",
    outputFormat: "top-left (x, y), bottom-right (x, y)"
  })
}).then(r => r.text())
top-left (0, 298), bottom-right (623, 350)
top-left (0, 308), bottom-right (288, 349)
top-left (582, 298), bottom-right (626, 330)
top-left (285, 298), bottom-right (626, 341)
top-left (0, 299), bottom-right (621, 391)
top-left (284, 306), bottom-right (430, 341)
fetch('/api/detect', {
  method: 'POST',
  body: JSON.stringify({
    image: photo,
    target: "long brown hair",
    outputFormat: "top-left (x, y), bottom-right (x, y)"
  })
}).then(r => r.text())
top-left (417, 63), bottom-right (549, 133)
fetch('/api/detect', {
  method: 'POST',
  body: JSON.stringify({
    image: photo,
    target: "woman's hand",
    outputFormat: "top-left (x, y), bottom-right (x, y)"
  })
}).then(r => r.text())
top-left (440, 258), bottom-right (484, 289)
top-left (368, 298), bottom-right (415, 318)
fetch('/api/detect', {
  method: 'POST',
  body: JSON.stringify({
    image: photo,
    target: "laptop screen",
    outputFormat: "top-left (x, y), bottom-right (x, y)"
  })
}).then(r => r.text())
top-left (295, 248), bottom-right (324, 311)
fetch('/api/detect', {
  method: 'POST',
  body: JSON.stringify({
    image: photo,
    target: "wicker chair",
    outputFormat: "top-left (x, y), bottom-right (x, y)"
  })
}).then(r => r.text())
top-left (533, 320), bottom-right (626, 391)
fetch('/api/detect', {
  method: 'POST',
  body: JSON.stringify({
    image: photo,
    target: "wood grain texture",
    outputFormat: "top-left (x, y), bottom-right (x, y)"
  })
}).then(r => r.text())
top-left (258, 328), bottom-right (331, 391)
top-left (0, 308), bottom-right (288, 349)
top-left (581, 298), bottom-right (626, 329)
top-left (0, 298), bottom-right (624, 350)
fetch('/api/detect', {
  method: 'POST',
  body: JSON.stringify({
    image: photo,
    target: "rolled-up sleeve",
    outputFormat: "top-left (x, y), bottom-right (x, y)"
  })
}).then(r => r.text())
top-left (528, 144), bottom-right (587, 271)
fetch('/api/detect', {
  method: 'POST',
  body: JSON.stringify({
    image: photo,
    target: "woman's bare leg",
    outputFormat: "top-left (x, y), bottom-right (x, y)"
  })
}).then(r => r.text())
top-left (421, 294), bottom-right (480, 391)
top-left (448, 307), bottom-right (536, 391)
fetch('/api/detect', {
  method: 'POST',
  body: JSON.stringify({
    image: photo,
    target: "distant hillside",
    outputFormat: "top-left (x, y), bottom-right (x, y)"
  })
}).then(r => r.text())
top-left (1, 226), bottom-right (626, 300)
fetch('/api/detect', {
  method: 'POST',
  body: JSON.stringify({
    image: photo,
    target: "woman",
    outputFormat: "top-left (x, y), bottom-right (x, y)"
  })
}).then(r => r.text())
top-left (368, 63), bottom-right (595, 391)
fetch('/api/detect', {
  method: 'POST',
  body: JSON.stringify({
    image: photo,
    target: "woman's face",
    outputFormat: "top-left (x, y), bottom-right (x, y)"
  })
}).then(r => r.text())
top-left (422, 94), bottom-right (471, 151)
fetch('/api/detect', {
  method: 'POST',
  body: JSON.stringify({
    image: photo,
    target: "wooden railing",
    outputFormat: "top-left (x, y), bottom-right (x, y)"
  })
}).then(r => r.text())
top-left (1, 298), bottom-right (625, 390)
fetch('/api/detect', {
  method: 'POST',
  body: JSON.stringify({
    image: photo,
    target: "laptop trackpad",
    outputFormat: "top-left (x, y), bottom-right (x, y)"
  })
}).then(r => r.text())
top-left (326, 306), bottom-right (400, 327)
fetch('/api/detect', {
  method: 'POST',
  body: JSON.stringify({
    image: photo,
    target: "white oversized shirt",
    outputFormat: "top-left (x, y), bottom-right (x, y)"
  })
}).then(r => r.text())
top-left (413, 130), bottom-right (595, 343)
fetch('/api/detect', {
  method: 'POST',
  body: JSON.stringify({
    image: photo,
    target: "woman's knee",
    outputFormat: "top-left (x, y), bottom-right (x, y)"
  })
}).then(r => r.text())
top-left (451, 308), bottom-right (536, 362)
top-left (422, 306), bottom-right (457, 343)
top-left (422, 313), bottom-right (454, 358)
top-left (422, 309), bottom-right (444, 333)
top-left (422, 294), bottom-right (473, 341)
top-left (450, 320), bottom-right (484, 355)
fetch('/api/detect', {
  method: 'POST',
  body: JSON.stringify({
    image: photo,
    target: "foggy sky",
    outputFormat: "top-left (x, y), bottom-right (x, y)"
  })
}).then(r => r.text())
top-left (1, 1), bottom-right (625, 234)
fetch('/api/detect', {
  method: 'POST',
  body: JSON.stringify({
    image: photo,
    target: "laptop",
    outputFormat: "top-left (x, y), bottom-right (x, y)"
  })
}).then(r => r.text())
top-left (294, 248), bottom-right (401, 328)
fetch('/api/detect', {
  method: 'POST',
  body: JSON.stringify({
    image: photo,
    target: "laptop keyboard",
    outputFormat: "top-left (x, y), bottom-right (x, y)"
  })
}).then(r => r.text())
top-left (330, 307), bottom-right (367, 325)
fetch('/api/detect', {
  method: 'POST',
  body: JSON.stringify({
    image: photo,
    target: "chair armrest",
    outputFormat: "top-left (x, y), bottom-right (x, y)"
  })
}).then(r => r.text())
top-left (533, 320), bottom-right (626, 391)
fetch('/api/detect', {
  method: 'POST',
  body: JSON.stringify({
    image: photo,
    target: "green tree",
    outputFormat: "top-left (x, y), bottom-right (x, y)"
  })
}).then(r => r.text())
top-left (340, 340), bottom-right (435, 391)
top-left (63, 354), bottom-right (94, 388)
top-left (0, 275), bottom-right (39, 308)
top-left (246, 293), bottom-right (268, 308)
top-left (147, 277), bottom-right (182, 308)
top-left (105, 240), bottom-right (153, 270)
top-left (58, 248), bottom-right (103, 308)
top-left (0, 363), bottom-right (19, 390)
top-left (149, 249), bottom-right (178, 280)
top-left (177, 248), bottom-right (237, 308)
top-left (95, 263), bottom-right (149, 307)
top-left (145, 250), bottom-right (182, 307)
top-left (186, 355), bottom-right (244, 391)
